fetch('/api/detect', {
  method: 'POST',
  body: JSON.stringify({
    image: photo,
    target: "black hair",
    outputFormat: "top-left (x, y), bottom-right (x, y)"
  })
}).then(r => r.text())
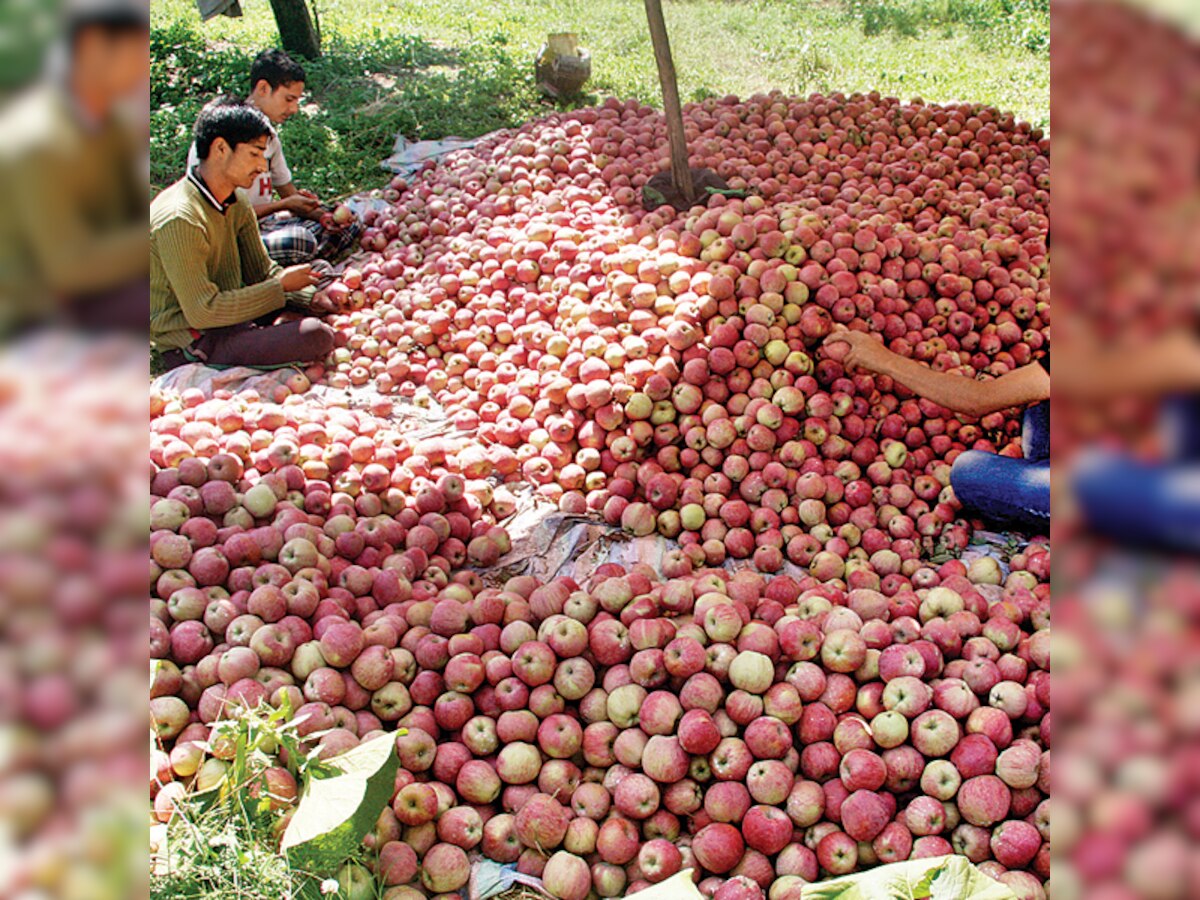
top-left (193, 97), bottom-right (272, 161)
top-left (249, 49), bottom-right (306, 94)
top-left (67, 1), bottom-right (150, 47)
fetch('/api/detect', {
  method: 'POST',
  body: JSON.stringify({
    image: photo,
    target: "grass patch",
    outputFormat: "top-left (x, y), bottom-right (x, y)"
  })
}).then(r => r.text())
top-left (151, 20), bottom-right (540, 199)
top-left (152, 0), bottom-right (1048, 199)
top-left (845, 0), bottom-right (1049, 54)
top-left (150, 701), bottom-right (382, 900)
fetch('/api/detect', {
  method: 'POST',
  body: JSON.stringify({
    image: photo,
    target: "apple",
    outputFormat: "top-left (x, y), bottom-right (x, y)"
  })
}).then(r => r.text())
top-left (816, 830), bottom-right (858, 875)
top-left (990, 819), bottom-right (1042, 868)
top-left (514, 792), bottom-right (571, 851)
top-left (438, 805), bottom-right (484, 849)
top-left (905, 795), bottom-right (947, 836)
top-left (920, 759), bottom-right (963, 801)
top-left (457, 759), bottom-right (502, 804)
top-left (705, 781), bottom-right (752, 823)
top-left (729, 650), bottom-right (775, 693)
top-left (595, 815), bottom-right (640, 865)
top-left (613, 773), bottom-right (660, 819)
top-left (742, 804), bottom-right (792, 855)
top-left (421, 843), bottom-right (470, 893)
top-left (378, 840), bottom-right (418, 885)
top-left (542, 850), bottom-right (591, 900)
top-left (641, 735), bottom-right (689, 782)
top-left (692, 822), bottom-right (746, 874)
top-left (335, 863), bottom-right (375, 900)
top-left (497, 742), bottom-right (543, 785)
top-left (911, 710), bottom-right (961, 757)
top-left (840, 789), bottom-right (890, 842)
top-left (482, 813), bottom-right (521, 863)
top-left (746, 759), bottom-right (794, 805)
top-left (958, 775), bottom-right (1012, 827)
top-left (638, 838), bottom-right (683, 883)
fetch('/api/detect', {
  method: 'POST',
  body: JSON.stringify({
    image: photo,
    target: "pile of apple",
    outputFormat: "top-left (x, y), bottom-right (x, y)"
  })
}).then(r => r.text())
top-left (151, 88), bottom-right (1051, 897)
top-left (148, 387), bottom-right (515, 799)
top-left (150, 403), bottom-right (1050, 899)
top-left (306, 89), bottom-right (1048, 576)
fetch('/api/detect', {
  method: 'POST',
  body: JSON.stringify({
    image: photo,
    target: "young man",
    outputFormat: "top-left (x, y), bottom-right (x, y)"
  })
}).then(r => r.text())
top-left (186, 49), bottom-right (363, 267)
top-left (0, 0), bottom-right (149, 333)
top-left (152, 99), bottom-right (334, 370)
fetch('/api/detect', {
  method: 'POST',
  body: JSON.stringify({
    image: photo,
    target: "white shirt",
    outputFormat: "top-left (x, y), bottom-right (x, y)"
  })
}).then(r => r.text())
top-left (186, 126), bottom-right (292, 209)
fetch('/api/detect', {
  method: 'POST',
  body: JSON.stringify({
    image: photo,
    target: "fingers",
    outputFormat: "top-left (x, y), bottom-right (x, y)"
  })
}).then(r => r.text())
top-left (823, 330), bottom-right (851, 348)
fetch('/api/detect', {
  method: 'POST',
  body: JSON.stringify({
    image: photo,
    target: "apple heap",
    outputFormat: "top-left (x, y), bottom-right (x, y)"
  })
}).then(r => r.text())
top-left (305, 90), bottom-right (1048, 577)
top-left (152, 470), bottom-right (1050, 900)
top-left (149, 382), bottom-right (525, 544)
top-left (151, 88), bottom-right (1051, 898)
top-left (149, 389), bottom-right (515, 819)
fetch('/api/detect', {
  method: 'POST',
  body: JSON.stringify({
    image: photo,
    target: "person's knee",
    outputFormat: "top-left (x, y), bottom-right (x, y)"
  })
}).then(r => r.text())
top-left (949, 450), bottom-right (990, 492)
top-left (297, 318), bottom-right (335, 360)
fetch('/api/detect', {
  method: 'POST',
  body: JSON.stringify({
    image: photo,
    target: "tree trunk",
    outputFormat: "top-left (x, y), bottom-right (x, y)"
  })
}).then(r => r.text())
top-left (643, 0), bottom-right (693, 205)
top-left (267, 0), bottom-right (321, 59)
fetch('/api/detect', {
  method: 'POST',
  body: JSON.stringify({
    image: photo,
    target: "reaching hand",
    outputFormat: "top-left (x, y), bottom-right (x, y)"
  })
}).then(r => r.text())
top-left (279, 264), bottom-right (320, 292)
top-left (822, 326), bottom-right (894, 375)
top-left (283, 193), bottom-right (321, 217)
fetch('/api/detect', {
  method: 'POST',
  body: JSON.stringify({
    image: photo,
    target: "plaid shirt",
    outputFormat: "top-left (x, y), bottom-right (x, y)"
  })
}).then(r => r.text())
top-left (260, 211), bottom-right (364, 266)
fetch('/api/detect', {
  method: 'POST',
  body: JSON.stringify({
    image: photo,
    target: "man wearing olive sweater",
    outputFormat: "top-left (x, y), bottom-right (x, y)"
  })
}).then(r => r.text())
top-left (0, 0), bottom-right (149, 333)
top-left (151, 100), bottom-right (333, 370)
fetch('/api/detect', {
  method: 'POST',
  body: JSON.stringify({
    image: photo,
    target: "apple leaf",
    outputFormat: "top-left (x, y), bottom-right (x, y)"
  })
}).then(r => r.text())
top-left (281, 733), bottom-right (398, 872)
top-left (797, 856), bottom-right (1019, 900)
top-left (926, 856), bottom-right (1016, 900)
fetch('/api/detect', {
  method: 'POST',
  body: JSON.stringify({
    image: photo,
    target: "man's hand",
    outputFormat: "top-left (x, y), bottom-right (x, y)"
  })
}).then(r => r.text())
top-left (282, 193), bottom-right (321, 218)
top-left (822, 327), bottom-right (895, 376)
top-left (279, 264), bottom-right (320, 292)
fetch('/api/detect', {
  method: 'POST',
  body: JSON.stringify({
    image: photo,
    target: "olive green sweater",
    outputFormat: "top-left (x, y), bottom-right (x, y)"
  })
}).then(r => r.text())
top-left (150, 174), bottom-right (285, 351)
top-left (0, 84), bottom-right (147, 328)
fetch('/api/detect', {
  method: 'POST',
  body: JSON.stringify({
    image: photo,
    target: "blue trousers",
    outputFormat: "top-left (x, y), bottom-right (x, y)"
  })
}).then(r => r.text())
top-left (949, 401), bottom-right (1050, 533)
top-left (1072, 396), bottom-right (1200, 552)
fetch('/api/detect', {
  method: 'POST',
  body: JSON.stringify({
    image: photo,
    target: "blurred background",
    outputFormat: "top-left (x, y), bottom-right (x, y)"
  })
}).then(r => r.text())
top-left (0, 0), bottom-right (149, 897)
top-left (1052, 0), bottom-right (1200, 898)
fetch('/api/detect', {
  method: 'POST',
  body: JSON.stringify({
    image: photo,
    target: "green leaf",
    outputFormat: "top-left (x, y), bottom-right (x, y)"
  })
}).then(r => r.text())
top-left (799, 856), bottom-right (1019, 900)
top-left (907, 858), bottom-right (949, 898)
top-left (643, 185), bottom-right (667, 208)
top-left (281, 733), bottom-right (398, 872)
top-left (798, 879), bottom-right (857, 899)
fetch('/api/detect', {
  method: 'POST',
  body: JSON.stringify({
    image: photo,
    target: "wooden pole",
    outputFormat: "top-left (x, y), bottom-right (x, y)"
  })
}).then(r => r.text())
top-left (267, 0), bottom-right (322, 59)
top-left (643, 0), bottom-right (694, 204)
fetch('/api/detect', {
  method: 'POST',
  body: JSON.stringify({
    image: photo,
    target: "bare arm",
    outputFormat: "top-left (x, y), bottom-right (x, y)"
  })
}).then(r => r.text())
top-left (1053, 332), bottom-right (1200, 399)
top-left (824, 330), bottom-right (1049, 417)
top-left (876, 353), bottom-right (1049, 417)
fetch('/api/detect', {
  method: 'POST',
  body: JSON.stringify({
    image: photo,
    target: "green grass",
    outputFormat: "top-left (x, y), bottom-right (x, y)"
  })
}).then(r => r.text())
top-left (151, 0), bottom-right (1047, 199)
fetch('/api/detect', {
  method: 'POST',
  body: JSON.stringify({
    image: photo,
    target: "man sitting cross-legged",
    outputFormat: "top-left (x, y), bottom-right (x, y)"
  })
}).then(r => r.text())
top-left (151, 98), bottom-right (334, 370)
top-left (186, 48), bottom-right (363, 268)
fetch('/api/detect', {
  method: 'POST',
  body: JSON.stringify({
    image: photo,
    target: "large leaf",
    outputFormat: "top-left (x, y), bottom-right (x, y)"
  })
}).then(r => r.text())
top-left (281, 733), bottom-right (398, 872)
top-left (799, 856), bottom-right (1020, 900)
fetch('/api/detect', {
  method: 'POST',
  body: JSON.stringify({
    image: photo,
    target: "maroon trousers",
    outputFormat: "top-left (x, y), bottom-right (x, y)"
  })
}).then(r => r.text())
top-left (66, 277), bottom-right (150, 332)
top-left (159, 313), bottom-right (335, 371)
